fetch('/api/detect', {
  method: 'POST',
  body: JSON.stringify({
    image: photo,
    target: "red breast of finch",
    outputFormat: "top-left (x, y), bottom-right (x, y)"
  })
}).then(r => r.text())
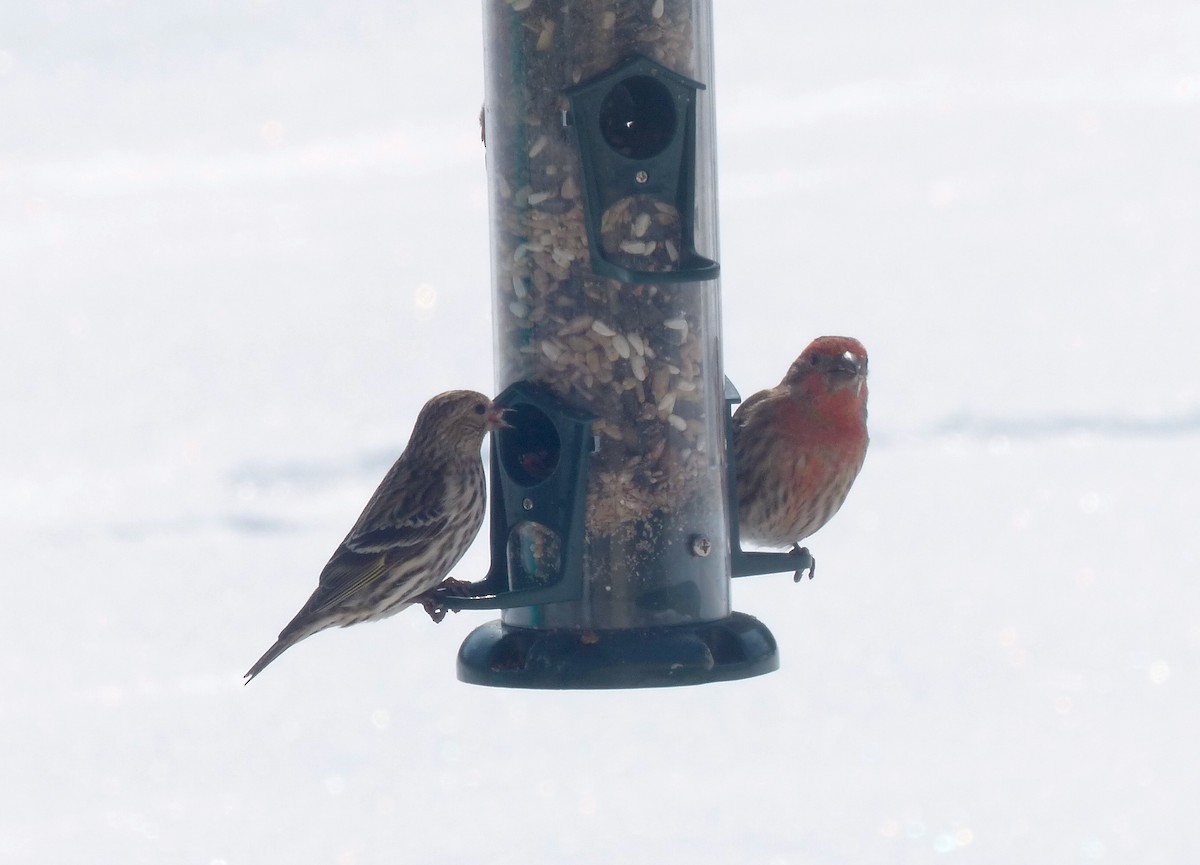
top-left (245, 390), bottom-right (509, 683)
top-left (732, 336), bottom-right (869, 550)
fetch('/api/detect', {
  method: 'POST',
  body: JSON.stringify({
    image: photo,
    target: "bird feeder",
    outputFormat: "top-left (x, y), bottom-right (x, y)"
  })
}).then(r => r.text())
top-left (439, 0), bottom-right (805, 688)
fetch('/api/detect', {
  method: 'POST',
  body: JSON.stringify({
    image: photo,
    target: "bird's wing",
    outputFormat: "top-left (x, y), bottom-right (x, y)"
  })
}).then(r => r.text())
top-left (302, 547), bottom-right (396, 614)
top-left (293, 467), bottom-right (452, 616)
top-left (731, 389), bottom-right (772, 431)
top-left (343, 506), bottom-right (450, 554)
top-left (342, 463), bottom-right (451, 553)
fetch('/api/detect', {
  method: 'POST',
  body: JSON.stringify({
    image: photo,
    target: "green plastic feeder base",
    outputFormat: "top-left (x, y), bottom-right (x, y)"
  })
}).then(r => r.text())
top-left (455, 612), bottom-right (778, 689)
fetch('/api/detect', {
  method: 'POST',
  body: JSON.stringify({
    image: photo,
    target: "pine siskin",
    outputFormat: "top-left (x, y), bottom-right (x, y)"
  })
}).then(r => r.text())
top-left (244, 390), bottom-right (508, 683)
top-left (732, 336), bottom-right (869, 550)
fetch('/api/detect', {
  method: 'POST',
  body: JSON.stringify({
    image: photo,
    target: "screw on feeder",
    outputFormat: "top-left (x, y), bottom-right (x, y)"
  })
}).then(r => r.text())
top-left (634, 170), bottom-right (649, 184)
top-left (689, 535), bottom-right (711, 558)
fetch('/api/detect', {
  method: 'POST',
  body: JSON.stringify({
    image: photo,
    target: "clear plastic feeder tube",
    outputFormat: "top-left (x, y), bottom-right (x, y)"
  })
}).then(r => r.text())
top-left (485, 0), bottom-right (726, 630)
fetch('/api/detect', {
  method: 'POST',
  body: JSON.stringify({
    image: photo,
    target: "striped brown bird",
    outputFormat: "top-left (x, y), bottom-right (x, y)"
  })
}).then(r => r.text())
top-left (732, 336), bottom-right (869, 550)
top-left (244, 390), bottom-right (508, 683)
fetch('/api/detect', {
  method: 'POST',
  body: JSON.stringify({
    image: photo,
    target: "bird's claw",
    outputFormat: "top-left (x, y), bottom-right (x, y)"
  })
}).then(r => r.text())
top-left (419, 578), bottom-right (475, 623)
top-left (419, 594), bottom-right (449, 623)
top-left (790, 545), bottom-right (816, 582)
top-left (437, 577), bottom-right (475, 597)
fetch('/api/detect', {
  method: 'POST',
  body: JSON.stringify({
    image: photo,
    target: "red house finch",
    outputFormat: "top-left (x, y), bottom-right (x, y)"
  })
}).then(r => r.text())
top-left (732, 336), bottom-right (869, 552)
top-left (244, 390), bottom-right (508, 683)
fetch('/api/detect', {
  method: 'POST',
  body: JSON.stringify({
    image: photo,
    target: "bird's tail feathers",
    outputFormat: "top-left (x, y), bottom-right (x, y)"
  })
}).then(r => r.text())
top-left (243, 627), bottom-right (314, 684)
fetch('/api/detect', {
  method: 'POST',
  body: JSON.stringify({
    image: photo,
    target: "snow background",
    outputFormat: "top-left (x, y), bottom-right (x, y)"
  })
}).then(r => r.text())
top-left (3, 0), bottom-right (1198, 862)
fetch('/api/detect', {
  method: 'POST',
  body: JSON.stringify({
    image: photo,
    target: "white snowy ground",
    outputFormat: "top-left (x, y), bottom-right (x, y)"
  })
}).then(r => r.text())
top-left (2, 1), bottom-right (1198, 863)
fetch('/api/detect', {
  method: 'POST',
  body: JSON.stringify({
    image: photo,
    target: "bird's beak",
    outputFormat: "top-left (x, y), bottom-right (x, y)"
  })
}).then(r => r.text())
top-left (486, 405), bottom-right (514, 430)
top-left (830, 351), bottom-right (866, 379)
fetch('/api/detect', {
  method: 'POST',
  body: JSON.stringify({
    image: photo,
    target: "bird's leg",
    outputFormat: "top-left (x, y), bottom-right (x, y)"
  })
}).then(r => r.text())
top-left (791, 545), bottom-right (816, 582)
top-left (418, 594), bottom-right (449, 623)
top-left (436, 577), bottom-right (474, 596)
top-left (420, 596), bottom-right (446, 623)
top-left (417, 578), bottom-right (474, 623)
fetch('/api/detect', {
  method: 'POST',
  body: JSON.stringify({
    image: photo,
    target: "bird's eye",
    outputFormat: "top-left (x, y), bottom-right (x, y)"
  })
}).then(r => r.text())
top-left (473, 403), bottom-right (487, 415)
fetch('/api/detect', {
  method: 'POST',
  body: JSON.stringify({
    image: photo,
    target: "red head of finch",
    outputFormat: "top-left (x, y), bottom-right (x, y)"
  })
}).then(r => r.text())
top-left (732, 336), bottom-right (869, 549)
